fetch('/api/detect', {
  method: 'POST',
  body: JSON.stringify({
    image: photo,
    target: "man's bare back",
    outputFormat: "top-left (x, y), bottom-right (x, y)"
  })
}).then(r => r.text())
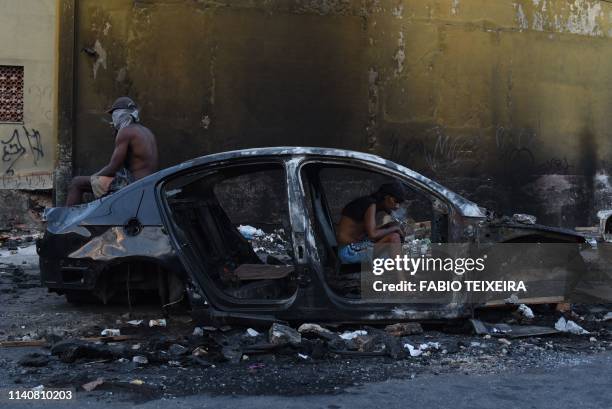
top-left (121, 124), bottom-right (158, 180)
top-left (65, 97), bottom-right (158, 206)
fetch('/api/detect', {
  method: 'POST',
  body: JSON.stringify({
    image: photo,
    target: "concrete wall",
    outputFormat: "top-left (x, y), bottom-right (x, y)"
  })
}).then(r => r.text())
top-left (63, 0), bottom-right (612, 228)
top-left (0, 0), bottom-right (57, 229)
top-left (0, 0), bottom-right (57, 190)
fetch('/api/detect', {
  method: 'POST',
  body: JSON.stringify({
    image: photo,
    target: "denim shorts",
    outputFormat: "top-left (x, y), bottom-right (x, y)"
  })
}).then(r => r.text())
top-left (338, 240), bottom-right (373, 264)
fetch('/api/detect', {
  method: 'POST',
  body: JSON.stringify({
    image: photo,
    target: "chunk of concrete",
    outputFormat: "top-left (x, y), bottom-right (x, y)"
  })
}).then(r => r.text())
top-left (269, 323), bottom-right (301, 346)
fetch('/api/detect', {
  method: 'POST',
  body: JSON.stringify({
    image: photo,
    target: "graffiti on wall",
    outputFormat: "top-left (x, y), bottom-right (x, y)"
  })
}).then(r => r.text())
top-left (1, 126), bottom-right (44, 176)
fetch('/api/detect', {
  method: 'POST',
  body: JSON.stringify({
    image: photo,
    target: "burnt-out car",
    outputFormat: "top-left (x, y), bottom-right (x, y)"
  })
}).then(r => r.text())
top-left (38, 147), bottom-right (587, 324)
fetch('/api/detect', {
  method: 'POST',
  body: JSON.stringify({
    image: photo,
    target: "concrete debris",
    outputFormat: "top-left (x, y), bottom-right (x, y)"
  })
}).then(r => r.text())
top-left (168, 344), bottom-right (188, 357)
top-left (192, 327), bottom-right (204, 336)
top-left (82, 377), bottom-right (104, 392)
top-left (221, 346), bottom-right (242, 363)
top-left (297, 323), bottom-right (336, 340)
top-left (555, 317), bottom-right (589, 335)
top-left (246, 328), bottom-right (260, 337)
top-left (498, 338), bottom-right (512, 346)
top-left (100, 329), bottom-right (120, 337)
top-left (339, 330), bottom-right (368, 340)
top-left (269, 323), bottom-right (301, 346)
top-left (132, 355), bottom-right (148, 365)
top-left (385, 322), bottom-right (423, 336)
top-left (517, 304), bottom-right (535, 320)
top-left (149, 319), bottom-right (167, 327)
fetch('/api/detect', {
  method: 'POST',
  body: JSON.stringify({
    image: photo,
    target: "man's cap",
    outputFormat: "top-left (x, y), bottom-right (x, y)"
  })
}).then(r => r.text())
top-left (106, 96), bottom-right (137, 113)
top-left (377, 181), bottom-right (407, 203)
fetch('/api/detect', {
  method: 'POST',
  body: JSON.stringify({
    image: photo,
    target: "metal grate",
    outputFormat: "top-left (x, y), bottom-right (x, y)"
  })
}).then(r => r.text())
top-left (0, 66), bottom-right (24, 123)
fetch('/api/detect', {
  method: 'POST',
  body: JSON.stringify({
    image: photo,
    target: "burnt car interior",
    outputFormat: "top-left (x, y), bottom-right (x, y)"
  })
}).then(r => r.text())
top-left (164, 162), bottom-right (298, 301)
top-left (300, 162), bottom-right (449, 298)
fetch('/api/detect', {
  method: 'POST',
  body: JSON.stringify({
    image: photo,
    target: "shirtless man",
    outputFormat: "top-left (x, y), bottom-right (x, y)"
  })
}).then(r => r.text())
top-left (336, 182), bottom-right (406, 264)
top-left (66, 97), bottom-right (158, 206)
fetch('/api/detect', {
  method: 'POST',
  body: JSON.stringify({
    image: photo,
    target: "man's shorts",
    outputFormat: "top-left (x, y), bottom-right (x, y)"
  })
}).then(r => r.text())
top-left (90, 168), bottom-right (134, 199)
top-left (90, 176), bottom-right (114, 198)
top-left (338, 240), bottom-right (374, 264)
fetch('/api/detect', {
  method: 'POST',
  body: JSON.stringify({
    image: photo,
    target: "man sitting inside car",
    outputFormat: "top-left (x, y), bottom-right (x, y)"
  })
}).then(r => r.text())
top-left (336, 181), bottom-right (406, 264)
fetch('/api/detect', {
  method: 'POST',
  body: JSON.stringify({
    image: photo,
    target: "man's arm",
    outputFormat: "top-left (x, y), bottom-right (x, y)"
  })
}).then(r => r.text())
top-left (94, 130), bottom-right (130, 177)
top-left (363, 204), bottom-right (402, 241)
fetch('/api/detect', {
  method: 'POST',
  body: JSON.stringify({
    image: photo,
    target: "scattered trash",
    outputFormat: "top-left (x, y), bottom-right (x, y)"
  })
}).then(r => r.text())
top-left (149, 319), bottom-right (167, 327)
top-left (512, 213), bottom-right (537, 225)
top-left (269, 323), bottom-right (301, 346)
top-left (130, 379), bottom-right (144, 385)
top-left (132, 355), bottom-right (148, 365)
top-left (590, 337), bottom-right (597, 342)
top-left (297, 353), bottom-right (309, 360)
top-left (555, 317), bottom-right (589, 335)
top-left (238, 225), bottom-right (265, 239)
top-left (517, 304), bottom-right (534, 320)
top-left (498, 338), bottom-right (512, 346)
top-left (339, 330), bottom-right (368, 341)
top-left (127, 320), bottom-right (143, 326)
top-left (82, 377), bottom-right (104, 392)
top-left (385, 322), bottom-right (423, 336)
top-left (192, 347), bottom-right (208, 357)
top-left (131, 344), bottom-right (141, 350)
top-left (31, 385), bottom-right (44, 392)
top-left (504, 294), bottom-right (520, 304)
top-left (246, 328), bottom-right (260, 337)
top-left (192, 327), bottom-right (204, 336)
top-left (404, 343), bottom-right (422, 357)
top-left (101, 329), bottom-right (120, 337)
top-left (603, 312), bottom-right (612, 321)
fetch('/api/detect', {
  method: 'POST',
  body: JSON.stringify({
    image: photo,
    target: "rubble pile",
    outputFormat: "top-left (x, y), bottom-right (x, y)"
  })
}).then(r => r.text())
top-left (2, 303), bottom-right (612, 399)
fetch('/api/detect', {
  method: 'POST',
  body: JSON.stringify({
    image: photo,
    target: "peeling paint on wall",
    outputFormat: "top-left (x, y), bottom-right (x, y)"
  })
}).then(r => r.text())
top-left (92, 39), bottom-right (107, 79)
top-left (515, 0), bottom-right (609, 37)
top-left (393, 31), bottom-right (405, 75)
top-left (451, 0), bottom-right (460, 16)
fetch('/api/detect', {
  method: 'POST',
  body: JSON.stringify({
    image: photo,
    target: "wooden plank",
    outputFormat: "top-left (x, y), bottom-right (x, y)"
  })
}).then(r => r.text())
top-left (234, 264), bottom-right (294, 280)
top-left (0, 334), bottom-right (137, 348)
top-left (484, 296), bottom-right (565, 307)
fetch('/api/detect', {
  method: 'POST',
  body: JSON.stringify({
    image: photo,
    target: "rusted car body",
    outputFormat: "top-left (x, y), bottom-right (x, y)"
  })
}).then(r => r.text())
top-left (38, 147), bottom-right (586, 324)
